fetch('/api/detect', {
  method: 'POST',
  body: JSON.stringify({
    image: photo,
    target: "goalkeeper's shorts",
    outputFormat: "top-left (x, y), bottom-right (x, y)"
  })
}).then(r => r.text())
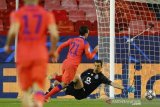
top-left (65, 82), bottom-right (86, 100)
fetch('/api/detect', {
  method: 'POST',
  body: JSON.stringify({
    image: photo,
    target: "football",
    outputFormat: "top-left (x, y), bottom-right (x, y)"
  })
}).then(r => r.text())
top-left (145, 90), bottom-right (156, 100)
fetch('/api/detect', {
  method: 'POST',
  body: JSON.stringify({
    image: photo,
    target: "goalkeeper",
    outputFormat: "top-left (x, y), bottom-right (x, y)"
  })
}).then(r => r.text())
top-left (46, 60), bottom-right (132, 103)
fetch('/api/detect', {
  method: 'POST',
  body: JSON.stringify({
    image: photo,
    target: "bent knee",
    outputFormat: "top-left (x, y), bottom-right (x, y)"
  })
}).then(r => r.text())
top-left (53, 80), bottom-right (60, 86)
top-left (73, 75), bottom-right (81, 82)
top-left (61, 82), bottom-right (68, 88)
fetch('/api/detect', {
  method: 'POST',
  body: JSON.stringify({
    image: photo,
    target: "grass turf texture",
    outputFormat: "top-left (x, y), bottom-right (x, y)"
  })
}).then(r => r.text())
top-left (0, 99), bottom-right (159, 107)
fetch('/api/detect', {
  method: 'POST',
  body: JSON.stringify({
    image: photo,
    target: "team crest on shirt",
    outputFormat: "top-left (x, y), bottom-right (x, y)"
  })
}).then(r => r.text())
top-left (94, 74), bottom-right (99, 79)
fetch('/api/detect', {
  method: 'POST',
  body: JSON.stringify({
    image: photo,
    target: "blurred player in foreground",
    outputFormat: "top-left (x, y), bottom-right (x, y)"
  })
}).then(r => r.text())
top-left (4, 0), bottom-right (59, 107)
top-left (45, 26), bottom-right (98, 101)
top-left (46, 60), bottom-right (124, 104)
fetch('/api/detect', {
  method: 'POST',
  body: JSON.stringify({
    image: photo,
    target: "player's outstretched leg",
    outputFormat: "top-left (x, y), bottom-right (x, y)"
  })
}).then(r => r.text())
top-left (45, 80), bottom-right (60, 96)
top-left (53, 75), bottom-right (62, 82)
top-left (32, 83), bottom-right (45, 107)
top-left (49, 73), bottom-right (62, 82)
top-left (44, 74), bottom-right (62, 97)
top-left (44, 82), bottom-right (66, 102)
top-left (22, 90), bottom-right (34, 107)
top-left (33, 91), bottom-right (44, 107)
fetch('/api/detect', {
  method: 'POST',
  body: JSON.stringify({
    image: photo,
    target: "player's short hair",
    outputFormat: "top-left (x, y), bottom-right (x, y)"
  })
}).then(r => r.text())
top-left (95, 60), bottom-right (103, 67)
top-left (79, 26), bottom-right (89, 36)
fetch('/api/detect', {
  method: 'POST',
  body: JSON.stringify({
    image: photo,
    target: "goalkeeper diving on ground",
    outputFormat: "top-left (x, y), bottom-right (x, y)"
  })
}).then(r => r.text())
top-left (45, 60), bottom-right (135, 103)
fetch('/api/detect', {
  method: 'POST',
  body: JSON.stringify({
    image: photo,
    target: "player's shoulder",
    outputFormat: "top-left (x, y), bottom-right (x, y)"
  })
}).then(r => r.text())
top-left (45, 11), bottom-right (54, 19)
top-left (82, 69), bottom-right (93, 75)
top-left (38, 6), bottom-right (48, 12)
top-left (16, 6), bottom-right (28, 13)
top-left (76, 36), bottom-right (89, 45)
top-left (67, 38), bottom-right (74, 42)
top-left (10, 5), bottom-right (33, 15)
top-left (10, 9), bottom-right (20, 18)
top-left (69, 37), bottom-right (81, 42)
top-left (98, 72), bottom-right (108, 79)
top-left (10, 10), bottom-right (17, 16)
top-left (37, 6), bottom-right (52, 15)
top-left (12, 5), bottom-right (26, 14)
top-left (98, 72), bottom-right (105, 76)
top-left (83, 39), bottom-right (89, 45)
top-left (85, 68), bottom-right (94, 72)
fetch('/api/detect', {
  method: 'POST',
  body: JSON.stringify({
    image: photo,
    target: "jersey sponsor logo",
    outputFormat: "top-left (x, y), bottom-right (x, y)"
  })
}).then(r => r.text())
top-left (0, 64), bottom-right (160, 98)
top-left (84, 77), bottom-right (92, 85)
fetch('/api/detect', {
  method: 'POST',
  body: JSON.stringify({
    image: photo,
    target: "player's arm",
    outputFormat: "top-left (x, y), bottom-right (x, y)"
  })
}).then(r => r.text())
top-left (56, 39), bottom-right (72, 54)
top-left (102, 75), bottom-right (135, 93)
top-left (110, 82), bottom-right (124, 90)
top-left (99, 94), bottom-right (112, 104)
top-left (99, 75), bottom-right (113, 104)
top-left (48, 24), bottom-right (59, 54)
top-left (80, 69), bottom-right (93, 78)
top-left (47, 13), bottom-right (59, 58)
top-left (5, 12), bottom-right (20, 53)
top-left (84, 43), bottom-right (98, 59)
top-left (101, 74), bottom-right (124, 90)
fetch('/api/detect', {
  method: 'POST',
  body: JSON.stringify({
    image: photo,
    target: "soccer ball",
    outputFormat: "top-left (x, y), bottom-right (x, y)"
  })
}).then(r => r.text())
top-left (145, 90), bottom-right (156, 100)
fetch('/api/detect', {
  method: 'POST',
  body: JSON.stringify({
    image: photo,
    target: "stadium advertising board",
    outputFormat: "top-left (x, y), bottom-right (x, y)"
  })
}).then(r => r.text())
top-left (0, 63), bottom-right (159, 98)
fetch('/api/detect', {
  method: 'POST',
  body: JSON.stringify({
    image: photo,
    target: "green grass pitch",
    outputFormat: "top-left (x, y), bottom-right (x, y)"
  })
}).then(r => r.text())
top-left (0, 98), bottom-right (159, 107)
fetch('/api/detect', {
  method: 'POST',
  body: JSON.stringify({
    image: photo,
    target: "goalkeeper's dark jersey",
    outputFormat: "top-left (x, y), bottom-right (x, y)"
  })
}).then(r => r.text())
top-left (65, 69), bottom-right (112, 100)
